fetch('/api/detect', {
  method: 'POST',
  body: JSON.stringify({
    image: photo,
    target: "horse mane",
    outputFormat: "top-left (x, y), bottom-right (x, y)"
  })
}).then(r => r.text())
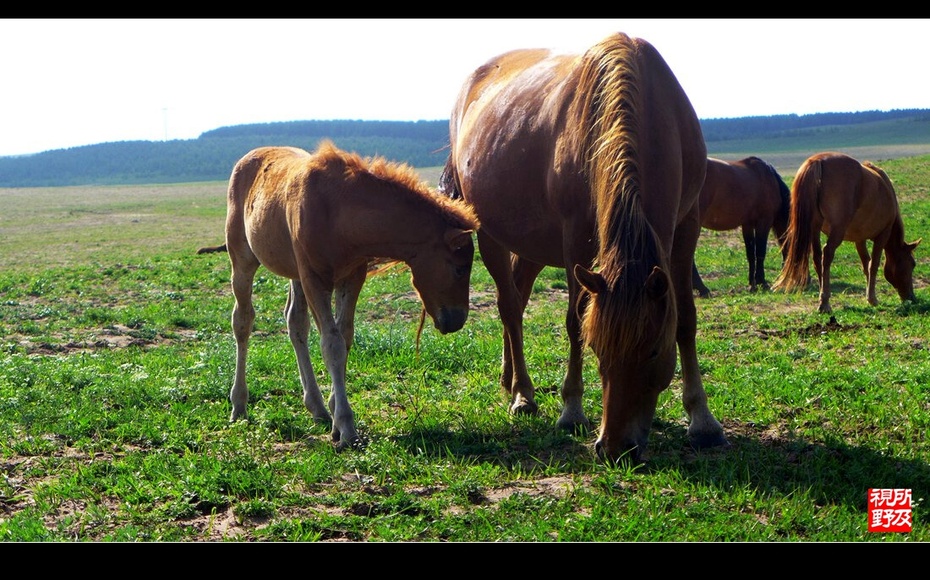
top-left (863, 160), bottom-right (912, 252)
top-left (754, 156), bottom-right (791, 241)
top-left (570, 33), bottom-right (675, 355)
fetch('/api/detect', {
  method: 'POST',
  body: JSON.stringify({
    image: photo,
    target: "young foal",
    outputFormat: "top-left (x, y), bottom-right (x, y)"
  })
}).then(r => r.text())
top-left (199, 141), bottom-right (478, 450)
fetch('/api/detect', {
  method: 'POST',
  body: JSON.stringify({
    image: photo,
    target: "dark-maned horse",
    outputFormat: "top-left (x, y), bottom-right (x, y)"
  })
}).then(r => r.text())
top-left (199, 141), bottom-right (478, 450)
top-left (772, 151), bottom-right (920, 313)
top-left (692, 156), bottom-right (791, 297)
top-left (439, 32), bottom-right (728, 463)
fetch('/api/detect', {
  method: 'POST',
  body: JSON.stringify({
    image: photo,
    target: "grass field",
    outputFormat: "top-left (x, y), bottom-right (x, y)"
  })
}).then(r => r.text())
top-left (0, 151), bottom-right (928, 541)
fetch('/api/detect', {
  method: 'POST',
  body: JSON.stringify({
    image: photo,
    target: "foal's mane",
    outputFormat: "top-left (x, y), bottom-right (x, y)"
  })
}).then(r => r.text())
top-left (570, 33), bottom-right (675, 356)
top-left (314, 140), bottom-right (479, 232)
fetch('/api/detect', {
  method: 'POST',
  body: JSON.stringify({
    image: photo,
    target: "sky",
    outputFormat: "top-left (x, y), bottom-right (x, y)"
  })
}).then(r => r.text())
top-left (1, 18), bottom-right (928, 157)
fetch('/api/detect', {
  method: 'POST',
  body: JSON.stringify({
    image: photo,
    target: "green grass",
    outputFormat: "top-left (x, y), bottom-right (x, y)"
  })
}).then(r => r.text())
top-left (0, 155), bottom-right (928, 541)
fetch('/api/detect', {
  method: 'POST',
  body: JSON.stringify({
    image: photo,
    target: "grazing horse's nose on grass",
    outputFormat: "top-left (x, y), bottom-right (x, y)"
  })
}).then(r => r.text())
top-left (435, 307), bottom-right (467, 334)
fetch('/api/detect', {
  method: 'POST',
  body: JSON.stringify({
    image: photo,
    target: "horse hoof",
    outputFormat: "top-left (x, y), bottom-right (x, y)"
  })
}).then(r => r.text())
top-left (689, 431), bottom-right (730, 451)
top-left (334, 436), bottom-right (364, 452)
top-left (509, 399), bottom-right (539, 416)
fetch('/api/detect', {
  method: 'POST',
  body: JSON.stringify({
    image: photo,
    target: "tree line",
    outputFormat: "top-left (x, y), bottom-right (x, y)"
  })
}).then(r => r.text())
top-left (1, 111), bottom-right (927, 188)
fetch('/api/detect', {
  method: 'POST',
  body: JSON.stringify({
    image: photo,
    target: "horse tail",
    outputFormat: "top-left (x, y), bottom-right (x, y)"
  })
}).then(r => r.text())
top-left (571, 32), bottom-right (674, 355)
top-left (197, 244), bottom-right (227, 254)
top-left (768, 162), bottom-right (791, 253)
top-left (438, 152), bottom-right (463, 201)
top-left (773, 157), bottom-right (820, 292)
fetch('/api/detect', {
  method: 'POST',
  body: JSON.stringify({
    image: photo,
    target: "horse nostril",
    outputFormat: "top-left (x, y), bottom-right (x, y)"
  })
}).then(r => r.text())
top-left (437, 308), bottom-right (467, 334)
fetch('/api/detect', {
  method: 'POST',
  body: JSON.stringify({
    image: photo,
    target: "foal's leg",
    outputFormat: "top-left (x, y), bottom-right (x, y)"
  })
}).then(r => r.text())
top-left (334, 265), bottom-right (367, 353)
top-left (285, 280), bottom-right (330, 422)
top-left (477, 232), bottom-right (538, 415)
top-left (229, 252), bottom-right (259, 421)
top-left (299, 271), bottom-right (359, 450)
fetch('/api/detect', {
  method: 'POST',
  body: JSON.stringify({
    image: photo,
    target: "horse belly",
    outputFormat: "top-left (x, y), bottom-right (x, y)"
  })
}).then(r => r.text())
top-left (243, 198), bottom-right (300, 279)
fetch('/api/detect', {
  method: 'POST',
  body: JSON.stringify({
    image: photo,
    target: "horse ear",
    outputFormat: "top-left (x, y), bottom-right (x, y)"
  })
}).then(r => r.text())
top-left (909, 238), bottom-right (922, 252)
top-left (574, 264), bottom-right (607, 295)
top-left (644, 266), bottom-right (670, 300)
top-left (445, 229), bottom-right (474, 251)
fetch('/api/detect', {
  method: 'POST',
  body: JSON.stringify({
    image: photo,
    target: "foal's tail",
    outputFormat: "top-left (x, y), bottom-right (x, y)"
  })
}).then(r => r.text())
top-left (772, 158), bottom-right (820, 292)
top-left (196, 243), bottom-right (227, 254)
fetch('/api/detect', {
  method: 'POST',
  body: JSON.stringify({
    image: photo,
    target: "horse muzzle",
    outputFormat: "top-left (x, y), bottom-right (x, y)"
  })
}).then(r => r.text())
top-left (433, 307), bottom-right (468, 334)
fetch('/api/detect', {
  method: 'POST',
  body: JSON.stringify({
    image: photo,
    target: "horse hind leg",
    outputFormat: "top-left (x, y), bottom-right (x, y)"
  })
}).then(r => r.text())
top-left (285, 280), bottom-right (331, 423)
top-left (818, 231), bottom-right (844, 314)
top-left (229, 252), bottom-right (259, 421)
top-left (479, 234), bottom-right (539, 416)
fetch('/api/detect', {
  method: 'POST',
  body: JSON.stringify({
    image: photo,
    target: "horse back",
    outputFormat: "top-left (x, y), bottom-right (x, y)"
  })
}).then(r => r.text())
top-left (447, 48), bottom-right (589, 266)
top-left (818, 153), bottom-right (898, 241)
top-left (226, 147), bottom-right (313, 279)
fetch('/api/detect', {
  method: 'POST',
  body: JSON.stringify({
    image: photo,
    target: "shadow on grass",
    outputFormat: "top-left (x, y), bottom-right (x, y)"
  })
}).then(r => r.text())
top-left (644, 417), bottom-right (929, 511)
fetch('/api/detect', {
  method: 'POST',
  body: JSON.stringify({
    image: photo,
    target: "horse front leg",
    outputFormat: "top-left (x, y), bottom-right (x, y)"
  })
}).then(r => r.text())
top-left (300, 272), bottom-right (360, 450)
top-left (864, 234), bottom-right (889, 307)
top-left (742, 226), bottom-right (758, 292)
top-left (691, 260), bottom-right (711, 298)
top-left (557, 271), bottom-right (591, 434)
top-left (334, 265), bottom-right (367, 353)
top-left (754, 228), bottom-right (771, 291)
top-left (674, 217), bottom-right (728, 450)
top-left (478, 233), bottom-right (538, 415)
top-left (285, 280), bottom-right (330, 423)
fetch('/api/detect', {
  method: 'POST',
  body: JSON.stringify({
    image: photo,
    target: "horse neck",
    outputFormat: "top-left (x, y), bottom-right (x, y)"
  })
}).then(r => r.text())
top-left (886, 213), bottom-right (909, 256)
top-left (347, 184), bottom-right (442, 262)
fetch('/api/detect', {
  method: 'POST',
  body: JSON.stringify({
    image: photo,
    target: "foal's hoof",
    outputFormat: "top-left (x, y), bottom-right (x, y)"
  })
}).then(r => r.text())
top-left (509, 395), bottom-right (539, 416)
top-left (333, 435), bottom-right (365, 453)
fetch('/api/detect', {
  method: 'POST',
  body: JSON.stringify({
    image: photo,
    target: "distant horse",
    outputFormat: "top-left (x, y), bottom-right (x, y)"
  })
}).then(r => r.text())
top-left (692, 156), bottom-right (791, 297)
top-left (772, 151), bottom-right (920, 313)
top-left (440, 32), bottom-right (728, 463)
top-left (199, 141), bottom-right (478, 450)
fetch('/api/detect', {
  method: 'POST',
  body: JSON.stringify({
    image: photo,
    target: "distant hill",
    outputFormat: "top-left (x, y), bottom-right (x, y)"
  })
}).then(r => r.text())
top-left (1, 111), bottom-right (929, 187)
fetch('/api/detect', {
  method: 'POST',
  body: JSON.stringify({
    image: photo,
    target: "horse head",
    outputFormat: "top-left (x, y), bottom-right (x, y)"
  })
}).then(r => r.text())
top-left (575, 263), bottom-right (678, 464)
top-left (885, 237), bottom-right (922, 303)
top-left (408, 227), bottom-right (476, 334)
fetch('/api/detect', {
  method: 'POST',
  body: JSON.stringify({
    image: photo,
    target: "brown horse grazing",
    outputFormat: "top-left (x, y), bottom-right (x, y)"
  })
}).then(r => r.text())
top-left (199, 141), bottom-right (478, 450)
top-left (772, 152), bottom-right (920, 313)
top-left (692, 156), bottom-right (791, 297)
top-left (440, 32), bottom-right (728, 463)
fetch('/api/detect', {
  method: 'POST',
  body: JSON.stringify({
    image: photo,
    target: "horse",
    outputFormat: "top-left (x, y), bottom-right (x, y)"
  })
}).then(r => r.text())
top-left (692, 156), bottom-right (791, 297)
top-left (198, 141), bottom-right (478, 450)
top-left (772, 151), bottom-right (920, 313)
top-left (439, 32), bottom-right (728, 463)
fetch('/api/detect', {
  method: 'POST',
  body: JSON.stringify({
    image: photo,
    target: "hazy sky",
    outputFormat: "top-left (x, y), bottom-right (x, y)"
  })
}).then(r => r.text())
top-left (1, 18), bottom-right (927, 157)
